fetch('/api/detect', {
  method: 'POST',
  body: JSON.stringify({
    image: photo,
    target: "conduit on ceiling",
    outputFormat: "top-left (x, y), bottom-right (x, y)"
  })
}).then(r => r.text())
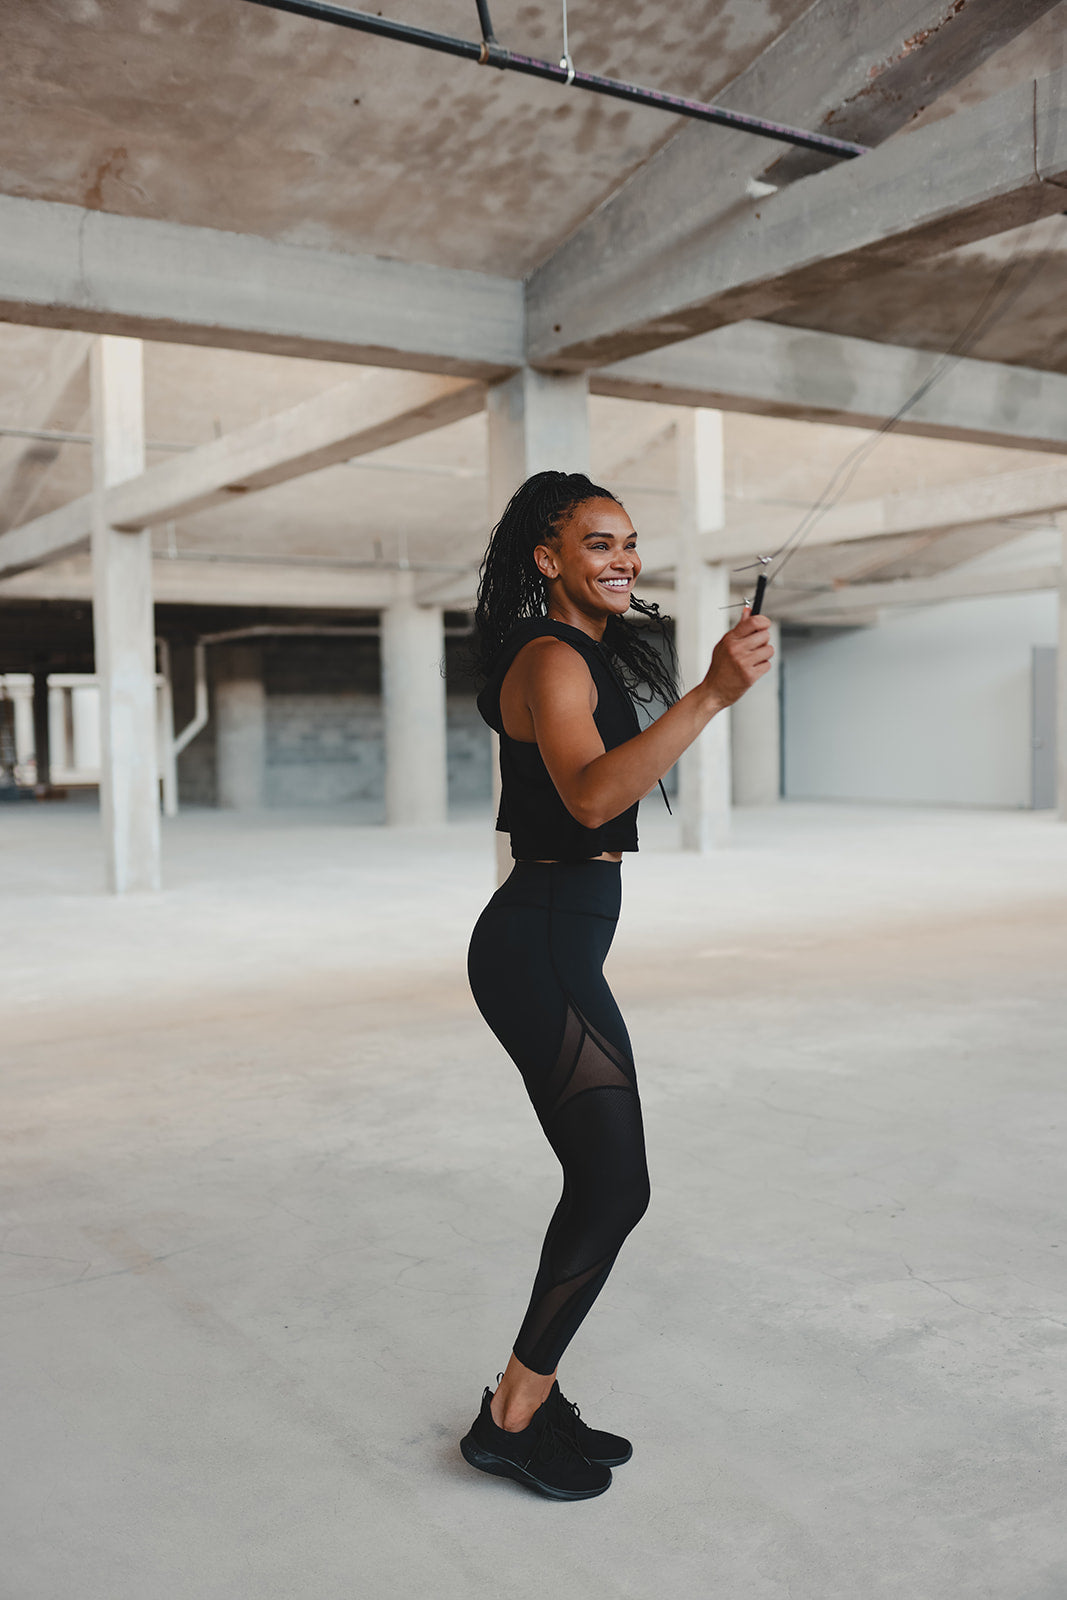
top-left (240, 0), bottom-right (868, 161)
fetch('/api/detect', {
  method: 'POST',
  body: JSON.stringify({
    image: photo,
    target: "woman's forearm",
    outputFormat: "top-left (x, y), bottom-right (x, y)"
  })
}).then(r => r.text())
top-left (570, 683), bottom-right (725, 828)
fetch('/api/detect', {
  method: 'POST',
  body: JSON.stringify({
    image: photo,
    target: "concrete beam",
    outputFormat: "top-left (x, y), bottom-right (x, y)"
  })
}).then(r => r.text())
top-left (528, 0), bottom-right (1057, 372)
top-left (529, 68), bottom-right (1067, 369)
top-left (106, 371), bottom-right (484, 530)
top-left (780, 563), bottom-right (1062, 624)
top-left (838, 520), bottom-right (1050, 584)
top-left (594, 322), bottom-right (1067, 455)
top-left (0, 494), bottom-right (93, 579)
top-left (412, 568), bottom-right (480, 609)
top-left (0, 332), bottom-right (92, 534)
top-left (0, 370), bottom-right (483, 575)
top-left (757, 462), bottom-right (1067, 559)
top-left (640, 461), bottom-right (1067, 574)
top-left (0, 557), bottom-right (402, 610)
top-left (0, 195), bottom-right (523, 379)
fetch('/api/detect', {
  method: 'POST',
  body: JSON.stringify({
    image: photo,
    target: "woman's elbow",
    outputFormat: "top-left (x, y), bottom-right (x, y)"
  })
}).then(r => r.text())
top-left (567, 792), bottom-right (607, 831)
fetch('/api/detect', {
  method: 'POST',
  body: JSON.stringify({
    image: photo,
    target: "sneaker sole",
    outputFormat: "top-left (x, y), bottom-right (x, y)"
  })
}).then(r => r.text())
top-left (587, 1443), bottom-right (632, 1468)
top-left (460, 1433), bottom-right (612, 1501)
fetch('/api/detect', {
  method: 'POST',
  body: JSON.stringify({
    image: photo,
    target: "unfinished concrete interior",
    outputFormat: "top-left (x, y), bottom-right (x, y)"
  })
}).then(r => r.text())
top-left (2, 1), bottom-right (1067, 1594)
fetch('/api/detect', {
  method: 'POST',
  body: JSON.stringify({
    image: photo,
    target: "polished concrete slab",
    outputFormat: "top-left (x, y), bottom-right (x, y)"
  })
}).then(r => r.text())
top-left (2, 801), bottom-right (1066, 1599)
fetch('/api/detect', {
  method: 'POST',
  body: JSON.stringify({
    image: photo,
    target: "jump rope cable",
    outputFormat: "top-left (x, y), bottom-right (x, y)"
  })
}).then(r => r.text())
top-left (737, 199), bottom-right (1060, 603)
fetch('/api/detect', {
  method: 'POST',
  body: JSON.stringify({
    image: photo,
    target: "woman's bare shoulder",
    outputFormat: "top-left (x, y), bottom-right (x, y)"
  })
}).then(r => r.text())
top-left (507, 635), bottom-right (594, 691)
top-left (499, 637), bottom-right (597, 740)
top-left (513, 633), bottom-right (591, 670)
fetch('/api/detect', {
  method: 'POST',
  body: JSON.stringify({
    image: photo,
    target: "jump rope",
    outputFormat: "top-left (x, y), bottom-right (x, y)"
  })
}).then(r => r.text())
top-left (737, 209), bottom-right (1059, 618)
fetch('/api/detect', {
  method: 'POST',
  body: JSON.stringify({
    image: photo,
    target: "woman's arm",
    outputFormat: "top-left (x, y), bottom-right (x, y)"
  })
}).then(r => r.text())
top-left (525, 611), bottom-right (774, 830)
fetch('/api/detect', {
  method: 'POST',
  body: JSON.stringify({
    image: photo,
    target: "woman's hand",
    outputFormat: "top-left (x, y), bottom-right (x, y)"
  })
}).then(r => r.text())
top-left (702, 606), bottom-right (774, 709)
top-left (517, 610), bottom-right (775, 831)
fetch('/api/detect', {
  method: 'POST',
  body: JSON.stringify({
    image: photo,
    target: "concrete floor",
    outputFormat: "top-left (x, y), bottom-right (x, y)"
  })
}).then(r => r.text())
top-left (3, 800), bottom-right (1067, 1600)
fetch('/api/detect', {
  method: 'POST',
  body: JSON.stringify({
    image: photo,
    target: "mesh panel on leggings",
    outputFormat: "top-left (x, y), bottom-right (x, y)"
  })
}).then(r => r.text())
top-left (513, 993), bottom-right (649, 1373)
top-left (544, 997), bottom-right (636, 1114)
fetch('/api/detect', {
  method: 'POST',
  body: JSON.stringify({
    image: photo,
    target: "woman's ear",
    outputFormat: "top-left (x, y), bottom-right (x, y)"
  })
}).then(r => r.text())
top-left (533, 543), bottom-right (558, 580)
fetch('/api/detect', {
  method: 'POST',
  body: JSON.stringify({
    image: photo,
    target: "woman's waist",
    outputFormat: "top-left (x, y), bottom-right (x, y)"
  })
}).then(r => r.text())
top-left (490, 857), bottom-right (623, 918)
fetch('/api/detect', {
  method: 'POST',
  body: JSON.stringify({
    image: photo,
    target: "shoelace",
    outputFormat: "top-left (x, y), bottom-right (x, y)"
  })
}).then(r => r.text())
top-left (524, 1407), bottom-right (587, 1470)
top-left (552, 1391), bottom-right (585, 1450)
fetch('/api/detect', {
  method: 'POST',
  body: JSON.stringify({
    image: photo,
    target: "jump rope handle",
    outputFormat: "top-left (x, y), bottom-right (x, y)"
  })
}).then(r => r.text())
top-left (750, 573), bottom-right (768, 616)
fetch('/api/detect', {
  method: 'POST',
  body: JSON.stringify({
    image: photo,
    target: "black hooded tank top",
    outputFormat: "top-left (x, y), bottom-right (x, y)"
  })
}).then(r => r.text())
top-left (476, 618), bottom-right (668, 862)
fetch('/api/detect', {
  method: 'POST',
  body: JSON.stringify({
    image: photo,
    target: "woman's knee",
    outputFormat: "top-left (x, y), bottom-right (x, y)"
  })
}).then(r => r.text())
top-left (609, 1165), bottom-right (651, 1242)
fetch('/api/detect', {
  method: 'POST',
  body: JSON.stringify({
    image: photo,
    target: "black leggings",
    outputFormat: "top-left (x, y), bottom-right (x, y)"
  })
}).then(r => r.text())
top-left (467, 859), bottom-right (650, 1376)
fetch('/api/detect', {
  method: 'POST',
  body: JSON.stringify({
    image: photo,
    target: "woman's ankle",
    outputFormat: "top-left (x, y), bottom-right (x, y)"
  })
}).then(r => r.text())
top-left (489, 1392), bottom-right (539, 1433)
top-left (492, 1382), bottom-right (556, 1433)
top-left (489, 1367), bottom-right (555, 1433)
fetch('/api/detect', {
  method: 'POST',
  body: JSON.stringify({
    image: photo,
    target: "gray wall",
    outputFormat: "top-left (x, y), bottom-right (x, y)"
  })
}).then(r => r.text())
top-left (174, 631), bottom-right (492, 812)
top-left (783, 592), bottom-right (1058, 808)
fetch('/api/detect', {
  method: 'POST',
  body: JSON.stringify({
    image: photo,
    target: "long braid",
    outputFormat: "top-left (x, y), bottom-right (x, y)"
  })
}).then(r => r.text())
top-left (470, 470), bottom-right (678, 707)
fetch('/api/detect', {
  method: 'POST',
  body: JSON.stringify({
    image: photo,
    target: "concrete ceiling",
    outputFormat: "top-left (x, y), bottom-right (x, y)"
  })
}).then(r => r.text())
top-left (767, 5), bottom-right (1067, 372)
top-left (4, 0), bottom-right (1064, 372)
top-left (2, 0), bottom-right (813, 277)
top-left (3, 2), bottom-right (1066, 628)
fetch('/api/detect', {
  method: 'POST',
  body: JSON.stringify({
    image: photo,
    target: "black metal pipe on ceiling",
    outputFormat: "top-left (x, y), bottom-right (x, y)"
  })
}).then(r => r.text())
top-left (240, 0), bottom-right (868, 161)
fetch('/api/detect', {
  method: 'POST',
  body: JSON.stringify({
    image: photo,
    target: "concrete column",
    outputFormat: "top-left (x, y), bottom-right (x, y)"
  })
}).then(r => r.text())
top-left (381, 575), bottom-right (447, 825)
top-left (675, 408), bottom-right (731, 850)
top-left (90, 336), bottom-right (160, 892)
top-left (215, 645), bottom-right (266, 810)
top-left (31, 670), bottom-right (51, 790)
top-left (487, 368), bottom-right (591, 508)
top-left (486, 369), bottom-right (591, 880)
top-left (12, 680), bottom-right (34, 768)
top-left (731, 619), bottom-right (781, 805)
top-left (1058, 572), bottom-right (1067, 822)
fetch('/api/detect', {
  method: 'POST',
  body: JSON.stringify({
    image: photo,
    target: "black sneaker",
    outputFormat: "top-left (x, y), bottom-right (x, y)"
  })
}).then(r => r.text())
top-left (460, 1386), bottom-right (612, 1501)
top-left (548, 1381), bottom-right (633, 1467)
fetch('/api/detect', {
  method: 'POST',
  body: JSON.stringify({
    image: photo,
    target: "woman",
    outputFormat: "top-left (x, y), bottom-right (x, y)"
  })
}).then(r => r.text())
top-left (461, 470), bottom-right (773, 1500)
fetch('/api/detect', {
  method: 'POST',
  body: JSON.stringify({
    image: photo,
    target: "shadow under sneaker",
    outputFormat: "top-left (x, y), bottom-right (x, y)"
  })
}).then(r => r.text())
top-left (460, 1386), bottom-right (612, 1501)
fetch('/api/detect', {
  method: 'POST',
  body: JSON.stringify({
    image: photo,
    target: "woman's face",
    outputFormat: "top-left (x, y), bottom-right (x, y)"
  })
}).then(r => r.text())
top-left (535, 498), bottom-right (642, 618)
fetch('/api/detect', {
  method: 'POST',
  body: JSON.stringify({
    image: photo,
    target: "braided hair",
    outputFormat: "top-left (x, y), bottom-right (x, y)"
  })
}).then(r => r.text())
top-left (470, 470), bottom-right (678, 707)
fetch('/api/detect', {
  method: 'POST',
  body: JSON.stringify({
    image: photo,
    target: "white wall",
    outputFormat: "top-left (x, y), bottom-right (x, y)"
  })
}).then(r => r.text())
top-left (783, 591), bottom-right (1058, 808)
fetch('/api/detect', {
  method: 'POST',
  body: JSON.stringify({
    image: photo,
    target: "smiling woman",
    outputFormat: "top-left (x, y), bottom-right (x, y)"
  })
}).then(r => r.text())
top-left (459, 470), bottom-right (774, 1499)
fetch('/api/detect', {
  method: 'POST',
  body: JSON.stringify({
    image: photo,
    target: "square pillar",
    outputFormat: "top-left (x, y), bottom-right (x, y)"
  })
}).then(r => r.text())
top-left (731, 619), bottom-right (781, 805)
top-left (215, 644), bottom-right (266, 810)
top-left (90, 336), bottom-right (160, 892)
top-left (487, 368), bottom-right (591, 510)
top-left (485, 368), bottom-right (591, 880)
top-left (1059, 573), bottom-right (1067, 822)
top-left (675, 409), bottom-right (731, 850)
top-left (381, 576), bottom-right (447, 825)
